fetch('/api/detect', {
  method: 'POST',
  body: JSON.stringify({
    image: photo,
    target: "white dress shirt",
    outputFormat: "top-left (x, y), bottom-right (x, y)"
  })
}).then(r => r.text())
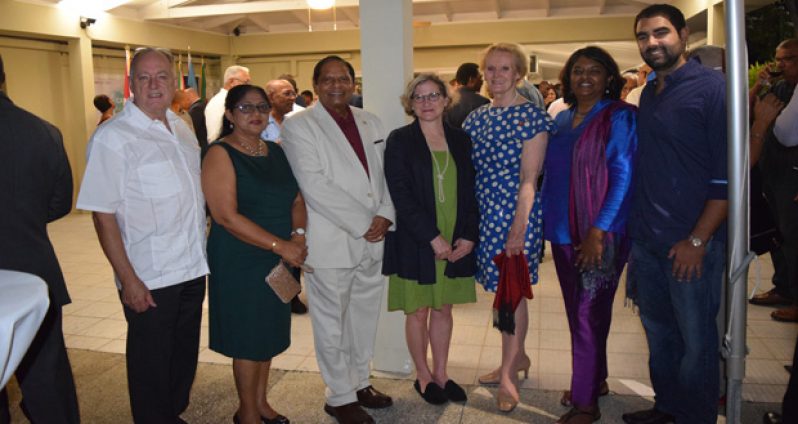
top-left (774, 87), bottom-right (798, 147)
top-left (204, 88), bottom-right (228, 143)
top-left (625, 84), bottom-right (645, 107)
top-left (260, 104), bottom-right (304, 142)
top-left (77, 102), bottom-right (209, 290)
top-left (547, 98), bottom-right (570, 119)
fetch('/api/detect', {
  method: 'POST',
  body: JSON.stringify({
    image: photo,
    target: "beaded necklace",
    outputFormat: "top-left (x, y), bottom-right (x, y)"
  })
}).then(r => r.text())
top-left (237, 138), bottom-right (267, 157)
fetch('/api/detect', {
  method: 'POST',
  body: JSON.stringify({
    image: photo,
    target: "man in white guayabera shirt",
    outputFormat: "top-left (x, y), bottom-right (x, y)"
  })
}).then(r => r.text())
top-left (77, 47), bottom-right (208, 424)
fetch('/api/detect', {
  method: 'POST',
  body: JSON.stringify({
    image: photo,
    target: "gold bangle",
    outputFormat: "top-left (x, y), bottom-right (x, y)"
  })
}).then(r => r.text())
top-left (271, 240), bottom-right (278, 250)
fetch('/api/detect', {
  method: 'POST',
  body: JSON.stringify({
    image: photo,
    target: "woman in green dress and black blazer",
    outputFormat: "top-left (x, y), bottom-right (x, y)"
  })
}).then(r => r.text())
top-left (382, 73), bottom-right (479, 405)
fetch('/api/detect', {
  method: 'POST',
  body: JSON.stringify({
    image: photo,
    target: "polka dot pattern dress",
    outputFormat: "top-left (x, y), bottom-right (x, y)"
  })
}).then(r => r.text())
top-left (463, 102), bottom-right (555, 293)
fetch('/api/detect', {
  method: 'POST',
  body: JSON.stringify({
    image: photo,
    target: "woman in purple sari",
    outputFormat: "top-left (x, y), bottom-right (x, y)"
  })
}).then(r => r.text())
top-left (541, 46), bottom-right (637, 424)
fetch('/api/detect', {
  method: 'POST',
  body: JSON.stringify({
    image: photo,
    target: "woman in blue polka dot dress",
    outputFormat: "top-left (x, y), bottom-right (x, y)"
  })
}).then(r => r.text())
top-left (463, 42), bottom-right (555, 412)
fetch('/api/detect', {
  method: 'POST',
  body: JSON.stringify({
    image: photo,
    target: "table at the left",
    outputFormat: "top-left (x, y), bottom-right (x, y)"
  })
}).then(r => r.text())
top-left (0, 269), bottom-right (50, 388)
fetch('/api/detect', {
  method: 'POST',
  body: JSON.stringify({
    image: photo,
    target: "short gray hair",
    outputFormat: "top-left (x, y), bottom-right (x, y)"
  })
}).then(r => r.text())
top-left (129, 47), bottom-right (174, 87)
top-left (265, 79), bottom-right (293, 96)
top-left (223, 65), bottom-right (250, 84)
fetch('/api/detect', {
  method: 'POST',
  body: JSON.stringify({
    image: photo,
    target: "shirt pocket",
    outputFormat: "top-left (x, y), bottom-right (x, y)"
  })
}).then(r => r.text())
top-left (137, 161), bottom-right (182, 198)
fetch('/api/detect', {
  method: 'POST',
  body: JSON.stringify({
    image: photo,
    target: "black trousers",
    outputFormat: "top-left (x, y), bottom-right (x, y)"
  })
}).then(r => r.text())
top-left (763, 179), bottom-right (798, 303)
top-left (123, 277), bottom-right (205, 424)
top-left (783, 335), bottom-right (798, 422)
top-left (0, 305), bottom-right (80, 424)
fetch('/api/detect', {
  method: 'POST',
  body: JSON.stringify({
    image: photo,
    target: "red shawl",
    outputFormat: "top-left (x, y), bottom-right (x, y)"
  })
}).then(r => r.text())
top-left (492, 252), bottom-right (532, 334)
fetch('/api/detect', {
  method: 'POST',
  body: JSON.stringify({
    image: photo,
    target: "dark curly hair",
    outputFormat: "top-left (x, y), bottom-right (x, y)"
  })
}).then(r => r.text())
top-left (560, 46), bottom-right (624, 107)
top-left (634, 4), bottom-right (686, 34)
top-left (219, 84), bottom-right (270, 139)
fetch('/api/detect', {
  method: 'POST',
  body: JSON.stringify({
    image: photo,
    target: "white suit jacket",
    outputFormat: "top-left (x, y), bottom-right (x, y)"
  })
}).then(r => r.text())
top-left (281, 104), bottom-right (395, 269)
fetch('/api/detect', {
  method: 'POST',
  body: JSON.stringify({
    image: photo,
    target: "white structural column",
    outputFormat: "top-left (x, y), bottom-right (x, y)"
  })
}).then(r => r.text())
top-left (360, 0), bottom-right (414, 374)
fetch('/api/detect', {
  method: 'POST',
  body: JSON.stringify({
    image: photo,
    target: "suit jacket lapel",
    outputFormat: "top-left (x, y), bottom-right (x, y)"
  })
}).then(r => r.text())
top-left (351, 108), bottom-right (378, 183)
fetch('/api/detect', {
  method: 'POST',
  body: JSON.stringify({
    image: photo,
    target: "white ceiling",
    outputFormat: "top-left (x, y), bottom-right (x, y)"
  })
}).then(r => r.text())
top-left (32, 0), bottom-right (776, 79)
top-left (51, 0), bottom-right (654, 35)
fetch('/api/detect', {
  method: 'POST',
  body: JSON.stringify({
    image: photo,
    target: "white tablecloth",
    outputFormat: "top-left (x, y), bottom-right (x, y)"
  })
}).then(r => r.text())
top-left (0, 270), bottom-right (50, 388)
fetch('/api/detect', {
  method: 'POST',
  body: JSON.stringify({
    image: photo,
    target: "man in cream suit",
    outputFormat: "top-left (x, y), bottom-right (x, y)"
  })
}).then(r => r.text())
top-left (281, 56), bottom-right (394, 424)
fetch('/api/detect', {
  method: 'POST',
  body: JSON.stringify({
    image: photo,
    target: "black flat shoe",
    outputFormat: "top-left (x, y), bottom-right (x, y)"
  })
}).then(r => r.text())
top-left (443, 380), bottom-right (467, 402)
top-left (413, 380), bottom-right (448, 405)
top-left (622, 408), bottom-right (675, 424)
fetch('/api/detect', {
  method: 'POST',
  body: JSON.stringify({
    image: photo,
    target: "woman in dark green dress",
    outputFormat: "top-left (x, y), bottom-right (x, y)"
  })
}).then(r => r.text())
top-left (383, 73), bottom-right (479, 405)
top-left (202, 85), bottom-right (308, 424)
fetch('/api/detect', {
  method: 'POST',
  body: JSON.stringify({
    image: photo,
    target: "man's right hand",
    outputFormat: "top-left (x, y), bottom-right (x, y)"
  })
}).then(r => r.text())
top-left (121, 279), bottom-right (157, 313)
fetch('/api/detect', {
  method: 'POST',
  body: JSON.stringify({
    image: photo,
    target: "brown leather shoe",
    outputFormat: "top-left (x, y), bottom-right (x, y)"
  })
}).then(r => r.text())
top-left (560, 380), bottom-right (609, 406)
top-left (771, 305), bottom-right (798, 322)
top-left (323, 402), bottom-right (374, 424)
top-left (750, 289), bottom-right (792, 306)
top-left (356, 385), bottom-right (393, 409)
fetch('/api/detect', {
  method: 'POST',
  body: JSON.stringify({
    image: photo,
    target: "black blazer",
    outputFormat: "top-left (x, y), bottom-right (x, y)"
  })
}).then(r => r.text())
top-left (0, 92), bottom-right (73, 306)
top-left (382, 119), bottom-right (479, 284)
top-left (445, 87), bottom-right (489, 129)
top-left (188, 99), bottom-right (208, 151)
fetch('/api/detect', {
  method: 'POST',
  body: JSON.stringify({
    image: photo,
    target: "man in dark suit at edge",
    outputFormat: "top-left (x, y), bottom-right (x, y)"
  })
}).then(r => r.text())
top-left (0, 53), bottom-right (81, 424)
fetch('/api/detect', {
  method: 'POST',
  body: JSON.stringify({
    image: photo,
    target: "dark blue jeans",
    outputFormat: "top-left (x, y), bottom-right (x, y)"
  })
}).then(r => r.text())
top-left (630, 238), bottom-right (725, 424)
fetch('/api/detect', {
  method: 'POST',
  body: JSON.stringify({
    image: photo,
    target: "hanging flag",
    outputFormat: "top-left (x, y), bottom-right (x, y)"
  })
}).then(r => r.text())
top-left (187, 49), bottom-right (198, 91)
top-left (123, 45), bottom-right (131, 101)
top-left (200, 57), bottom-right (207, 100)
top-left (178, 54), bottom-right (185, 90)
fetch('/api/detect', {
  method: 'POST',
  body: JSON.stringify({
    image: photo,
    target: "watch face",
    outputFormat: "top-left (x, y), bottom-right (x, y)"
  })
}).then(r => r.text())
top-left (294, 228), bottom-right (306, 236)
top-left (690, 237), bottom-right (702, 247)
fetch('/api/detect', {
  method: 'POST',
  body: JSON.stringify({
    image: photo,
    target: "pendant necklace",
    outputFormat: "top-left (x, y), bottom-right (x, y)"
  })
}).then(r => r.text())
top-left (430, 149), bottom-right (450, 203)
top-left (238, 138), bottom-right (267, 156)
top-left (487, 91), bottom-right (519, 117)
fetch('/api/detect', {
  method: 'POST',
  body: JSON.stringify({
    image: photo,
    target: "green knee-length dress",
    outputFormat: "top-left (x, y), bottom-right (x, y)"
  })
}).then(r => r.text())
top-left (207, 141), bottom-right (296, 361)
top-left (387, 151), bottom-right (477, 314)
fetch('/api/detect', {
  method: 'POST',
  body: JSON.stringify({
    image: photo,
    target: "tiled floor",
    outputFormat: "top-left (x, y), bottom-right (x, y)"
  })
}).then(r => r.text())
top-left (53, 213), bottom-right (795, 404)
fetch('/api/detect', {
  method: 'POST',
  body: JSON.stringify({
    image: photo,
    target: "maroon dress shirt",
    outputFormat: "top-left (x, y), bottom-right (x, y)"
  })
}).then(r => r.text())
top-left (325, 104), bottom-right (370, 178)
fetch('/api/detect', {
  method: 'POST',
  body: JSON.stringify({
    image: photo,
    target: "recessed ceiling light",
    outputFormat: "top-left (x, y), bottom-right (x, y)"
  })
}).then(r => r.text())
top-left (307, 0), bottom-right (334, 10)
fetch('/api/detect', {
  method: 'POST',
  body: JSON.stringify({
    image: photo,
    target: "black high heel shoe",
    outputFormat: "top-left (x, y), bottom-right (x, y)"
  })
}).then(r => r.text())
top-left (235, 413), bottom-right (290, 424)
top-left (413, 380), bottom-right (448, 405)
top-left (261, 414), bottom-right (290, 424)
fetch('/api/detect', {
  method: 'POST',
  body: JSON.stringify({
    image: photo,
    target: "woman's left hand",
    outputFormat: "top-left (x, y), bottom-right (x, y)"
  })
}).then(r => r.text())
top-left (575, 227), bottom-right (605, 270)
top-left (448, 239), bottom-right (475, 262)
top-left (505, 222), bottom-right (527, 257)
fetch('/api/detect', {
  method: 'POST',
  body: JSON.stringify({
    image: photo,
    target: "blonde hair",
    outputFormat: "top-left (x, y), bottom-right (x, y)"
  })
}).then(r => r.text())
top-left (399, 73), bottom-right (450, 116)
top-left (479, 42), bottom-right (528, 82)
